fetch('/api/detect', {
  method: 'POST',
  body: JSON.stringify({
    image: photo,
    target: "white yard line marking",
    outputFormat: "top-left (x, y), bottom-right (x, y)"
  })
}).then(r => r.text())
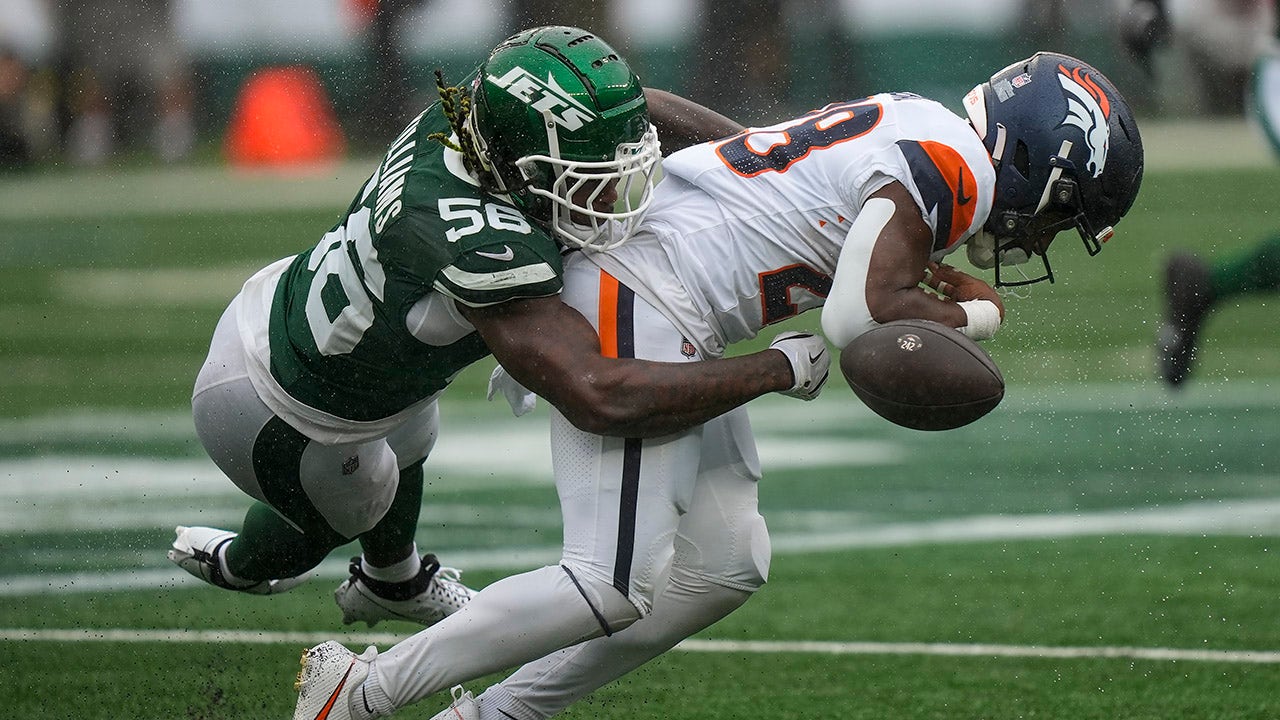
top-left (4, 378), bottom-right (1279, 449)
top-left (3, 496), bottom-right (1278, 595)
top-left (673, 639), bottom-right (1280, 664)
top-left (3, 396), bottom-right (1278, 592)
top-left (54, 267), bottom-right (264, 306)
top-left (0, 627), bottom-right (1274, 664)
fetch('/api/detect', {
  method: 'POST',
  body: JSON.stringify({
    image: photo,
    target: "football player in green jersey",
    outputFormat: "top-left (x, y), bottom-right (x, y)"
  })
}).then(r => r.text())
top-left (1124, 0), bottom-right (1280, 385)
top-left (169, 27), bottom-right (829, 634)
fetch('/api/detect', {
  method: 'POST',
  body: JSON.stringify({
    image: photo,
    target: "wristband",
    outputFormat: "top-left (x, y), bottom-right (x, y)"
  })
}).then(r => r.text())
top-left (958, 299), bottom-right (1001, 341)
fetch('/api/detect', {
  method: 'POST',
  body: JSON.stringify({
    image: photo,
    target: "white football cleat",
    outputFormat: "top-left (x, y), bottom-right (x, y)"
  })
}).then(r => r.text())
top-left (334, 554), bottom-right (476, 627)
top-left (428, 686), bottom-right (479, 720)
top-left (293, 641), bottom-right (376, 720)
top-left (168, 525), bottom-right (308, 595)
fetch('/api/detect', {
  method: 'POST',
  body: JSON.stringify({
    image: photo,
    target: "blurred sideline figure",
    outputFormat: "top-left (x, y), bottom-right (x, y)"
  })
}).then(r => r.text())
top-left (293, 51), bottom-right (1144, 720)
top-left (1127, 0), bottom-right (1280, 385)
top-left (1122, 0), bottom-right (1275, 114)
top-left (507, 0), bottom-right (607, 32)
top-left (689, 0), bottom-right (788, 122)
top-left (0, 46), bottom-right (33, 169)
top-left (360, 0), bottom-right (428, 143)
top-left (688, 0), bottom-right (861, 125)
top-left (169, 24), bottom-right (826, 656)
top-left (51, 0), bottom-right (193, 165)
top-left (1159, 237), bottom-right (1280, 386)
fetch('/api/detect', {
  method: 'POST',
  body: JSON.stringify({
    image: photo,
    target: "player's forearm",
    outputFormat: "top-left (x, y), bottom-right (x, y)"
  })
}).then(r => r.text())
top-left (643, 88), bottom-right (744, 153)
top-left (555, 351), bottom-right (792, 438)
top-left (870, 287), bottom-right (970, 329)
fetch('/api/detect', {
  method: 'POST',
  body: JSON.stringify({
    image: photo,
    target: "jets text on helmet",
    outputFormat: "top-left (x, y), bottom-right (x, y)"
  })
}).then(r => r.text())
top-left (487, 66), bottom-right (596, 131)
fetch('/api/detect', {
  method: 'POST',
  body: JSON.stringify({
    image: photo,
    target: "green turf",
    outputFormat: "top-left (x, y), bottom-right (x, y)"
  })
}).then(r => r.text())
top-left (3, 167), bottom-right (1279, 417)
top-left (2, 161), bottom-right (1279, 718)
top-left (4, 640), bottom-right (1274, 719)
top-left (3, 536), bottom-right (1272, 648)
top-left (3, 537), bottom-right (1276, 718)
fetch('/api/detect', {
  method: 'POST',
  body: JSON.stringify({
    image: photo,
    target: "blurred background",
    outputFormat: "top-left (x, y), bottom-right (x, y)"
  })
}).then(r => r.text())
top-left (0, 0), bottom-right (1275, 169)
top-left (3, 4), bottom-right (1280, 717)
top-left (0, 0), bottom-right (1278, 419)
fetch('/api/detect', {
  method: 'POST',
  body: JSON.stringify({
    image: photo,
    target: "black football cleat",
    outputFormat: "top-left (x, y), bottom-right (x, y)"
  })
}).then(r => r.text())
top-left (1156, 252), bottom-right (1215, 387)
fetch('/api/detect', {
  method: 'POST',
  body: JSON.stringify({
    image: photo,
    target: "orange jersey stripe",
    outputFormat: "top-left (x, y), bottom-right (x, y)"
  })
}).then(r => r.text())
top-left (598, 271), bottom-right (620, 359)
top-left (913, 140), bottom-right (979, 249)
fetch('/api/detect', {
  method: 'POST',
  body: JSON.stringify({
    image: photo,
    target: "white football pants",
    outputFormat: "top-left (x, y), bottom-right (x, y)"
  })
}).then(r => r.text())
top-left (192, 296), bottom-right (439, 539)
top-left (364, 257), bottom-right (771, 714)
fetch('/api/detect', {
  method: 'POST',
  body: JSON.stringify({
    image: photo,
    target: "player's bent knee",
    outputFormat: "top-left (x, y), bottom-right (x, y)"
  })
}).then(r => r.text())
top-left (742, 512), bottom-right (771, 590)
top-left (558, 561), bottom-right (644, 635)
top-left (300, 440), bottom-right (400, 538)
top-left (676, 511), bottom-right (771, 593)
top-left (713, 512), bottom-right (771, 592)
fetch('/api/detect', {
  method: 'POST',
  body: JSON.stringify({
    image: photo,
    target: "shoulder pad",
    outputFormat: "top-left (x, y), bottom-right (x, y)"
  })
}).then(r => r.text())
top-left (434, 240), bottom-right (563, 307)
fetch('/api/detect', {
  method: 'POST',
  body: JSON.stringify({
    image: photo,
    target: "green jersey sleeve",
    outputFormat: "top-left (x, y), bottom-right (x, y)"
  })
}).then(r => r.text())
top-left (434, 240), bottom-right (563, 307)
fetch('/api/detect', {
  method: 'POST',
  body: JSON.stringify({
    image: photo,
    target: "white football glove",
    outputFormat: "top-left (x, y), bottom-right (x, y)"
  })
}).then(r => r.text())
top-left (487, 364), bottom-right (537, 417)
top-left (768, 331), bottom-right (831, 401)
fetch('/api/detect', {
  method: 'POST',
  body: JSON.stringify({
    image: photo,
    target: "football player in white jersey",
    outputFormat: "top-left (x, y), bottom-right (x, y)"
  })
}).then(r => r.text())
top-left (294, 52), bottom-right (1144, 720)
top-left (168, 25), bottom-right (830, 654)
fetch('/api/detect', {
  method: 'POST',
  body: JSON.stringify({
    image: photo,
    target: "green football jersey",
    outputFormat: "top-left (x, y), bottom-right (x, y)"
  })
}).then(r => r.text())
top-left (267, 104), bottom-right (564, 421)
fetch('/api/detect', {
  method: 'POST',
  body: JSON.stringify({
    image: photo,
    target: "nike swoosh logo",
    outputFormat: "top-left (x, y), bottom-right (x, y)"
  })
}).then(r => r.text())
top-left (312, 660), bottom-right (356, 720)
top-left (475, 245), bottom-right (515, 261)
top-left (956, 167), bottom-right (973, 206)
top-left (808, 349), bottom-right (826, 364)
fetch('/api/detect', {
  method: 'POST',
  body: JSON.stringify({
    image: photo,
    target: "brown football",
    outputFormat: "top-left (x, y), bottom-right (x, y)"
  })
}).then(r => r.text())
top-left (839, 319), bottom-right (1004, 431)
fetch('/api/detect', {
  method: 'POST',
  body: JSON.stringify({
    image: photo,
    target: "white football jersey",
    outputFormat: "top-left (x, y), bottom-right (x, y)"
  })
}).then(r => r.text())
top-left (581, 93), bottom-right (996, 357)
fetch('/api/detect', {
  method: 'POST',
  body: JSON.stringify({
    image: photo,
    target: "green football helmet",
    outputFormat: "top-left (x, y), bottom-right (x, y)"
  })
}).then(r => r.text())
top-left (466, 26), bottom-right (660, 250)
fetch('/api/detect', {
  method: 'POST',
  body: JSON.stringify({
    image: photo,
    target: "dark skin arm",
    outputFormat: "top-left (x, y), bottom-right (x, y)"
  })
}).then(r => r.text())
top-left (643, 88), bottom-right (745, 153)
top-left (863, 181), bottom-right (1004, 325)
top-left (458, 297), bottom-right (795, 438)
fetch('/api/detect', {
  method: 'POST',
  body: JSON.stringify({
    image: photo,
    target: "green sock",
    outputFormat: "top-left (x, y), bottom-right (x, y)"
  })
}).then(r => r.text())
top-left (1210, 233), bottom-right (1280, 300)
top-left (358, 461), bottom-right (425, 567)
top-left (224, 502), bottom-right (344, 580)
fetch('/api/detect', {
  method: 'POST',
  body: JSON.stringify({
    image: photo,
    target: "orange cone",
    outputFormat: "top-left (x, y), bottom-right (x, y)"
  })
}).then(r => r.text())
top-left (225, 66), bottom-right (345, 167)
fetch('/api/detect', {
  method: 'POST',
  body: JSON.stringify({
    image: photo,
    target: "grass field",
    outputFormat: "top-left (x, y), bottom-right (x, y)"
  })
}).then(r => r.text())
top-left (2, 126), bottom-right (1279, 719)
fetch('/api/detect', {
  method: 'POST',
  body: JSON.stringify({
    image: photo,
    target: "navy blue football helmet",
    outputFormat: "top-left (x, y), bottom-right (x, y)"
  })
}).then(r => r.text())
top-left (962, 52), bottom-right (1145, 286)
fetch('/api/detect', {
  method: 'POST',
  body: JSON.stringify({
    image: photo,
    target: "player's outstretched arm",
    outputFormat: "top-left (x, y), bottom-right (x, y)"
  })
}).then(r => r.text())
top-left (462, 296), bottom-right (816, 438)
top-left (643, 88), bottom-right (745, 153)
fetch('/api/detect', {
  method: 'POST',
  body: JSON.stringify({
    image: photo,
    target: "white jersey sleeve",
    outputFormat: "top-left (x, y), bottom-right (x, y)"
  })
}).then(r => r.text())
top-left (585, 93), bottom-right (996, 355)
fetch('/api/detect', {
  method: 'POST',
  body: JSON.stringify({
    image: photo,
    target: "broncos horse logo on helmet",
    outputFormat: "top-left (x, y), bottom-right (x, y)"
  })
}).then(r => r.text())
top-left (432, 26), bottom-right (660, 251)
top-left (1057, 64), bottom-right (1112, 178)
top-left (962, 52), bottom-right (1145, 287)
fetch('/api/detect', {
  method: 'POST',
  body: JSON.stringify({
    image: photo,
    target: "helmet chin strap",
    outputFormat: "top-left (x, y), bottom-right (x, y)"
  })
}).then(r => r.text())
top-left (1035, 139), bottom-right (1072, 214)
top-left (537, 109), bottom-right (578, 242)
top-left (540, 110), bottom-right (561, 161)
top-left (524, 109), bottom-right (562, 190)
top-left (988, 138), bottom-right (1075, 288)
top-left (990, 123), bottom-right (1008, 164)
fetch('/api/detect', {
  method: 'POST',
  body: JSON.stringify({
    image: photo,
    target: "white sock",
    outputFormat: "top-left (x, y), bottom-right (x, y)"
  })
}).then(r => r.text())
top-left (215, 542), bottom-right (256, 588)
top-left (361, 545), bottom-right (422, 584)
top-left (356, 665), bottom-right (395, 719)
